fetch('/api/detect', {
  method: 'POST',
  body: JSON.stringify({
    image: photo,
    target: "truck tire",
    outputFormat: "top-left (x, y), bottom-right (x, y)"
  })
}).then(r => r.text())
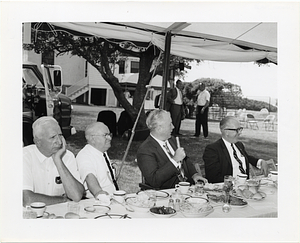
top-left (23, 117), bottom-right (34, 146)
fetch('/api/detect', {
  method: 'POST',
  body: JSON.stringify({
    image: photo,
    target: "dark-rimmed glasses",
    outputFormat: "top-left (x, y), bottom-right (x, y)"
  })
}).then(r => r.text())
top-left (224, 127), bottom-right (243, 133)
top-left (93, 133), bottom-right (113, 139)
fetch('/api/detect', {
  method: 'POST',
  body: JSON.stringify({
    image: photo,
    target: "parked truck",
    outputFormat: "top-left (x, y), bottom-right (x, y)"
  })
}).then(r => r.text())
top-left (22, 62), bottom-right (76, 146)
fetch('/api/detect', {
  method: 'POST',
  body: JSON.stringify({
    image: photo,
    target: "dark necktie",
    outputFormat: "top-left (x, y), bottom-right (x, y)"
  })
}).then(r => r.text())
top-left (163, 142), bottom-right (186, 182)
top-left (103, 153), bottom-right (119, 190)
top-left (231, 143), bottom-right (246, 174)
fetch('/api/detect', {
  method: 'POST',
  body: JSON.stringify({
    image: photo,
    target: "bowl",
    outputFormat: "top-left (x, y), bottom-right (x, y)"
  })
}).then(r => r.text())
top-left (125, 196), bottom-right (152, 212)
top-left (84, 205), bottom-right (111, 214)
top-left (180, 202), bottom-right (214, 218)
top-left (149, 206), bottom-right (176, 218)
top-left (185, 196), bottom-right (209, 205)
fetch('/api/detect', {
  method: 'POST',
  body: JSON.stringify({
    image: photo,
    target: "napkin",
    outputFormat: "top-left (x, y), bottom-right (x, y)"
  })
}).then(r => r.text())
top-left (96, 194), bottom-right (111, 206)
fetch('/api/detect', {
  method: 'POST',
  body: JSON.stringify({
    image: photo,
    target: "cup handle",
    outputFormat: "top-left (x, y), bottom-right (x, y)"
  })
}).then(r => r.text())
top-left (175, 184), bottom-right (179, 188)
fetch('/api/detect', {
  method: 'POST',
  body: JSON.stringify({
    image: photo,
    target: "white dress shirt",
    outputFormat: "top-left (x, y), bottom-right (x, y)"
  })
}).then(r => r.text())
top-left (76, 144), bottom-right (116, 197)
top-left (222, 138), bottom-right (247, 178)
top-left (174, 87), bottom-right (183, 105)
top-left (222, 138), bottom-right (262, 178)
top-left (197, 89), bottom-right (210, 106)
top-left (23, 145), bottom-right (81, 196)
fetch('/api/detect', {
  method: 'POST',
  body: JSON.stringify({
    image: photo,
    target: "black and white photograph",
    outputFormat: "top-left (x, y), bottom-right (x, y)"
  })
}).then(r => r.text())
top-left (0, 1), bottom-right (299, 242)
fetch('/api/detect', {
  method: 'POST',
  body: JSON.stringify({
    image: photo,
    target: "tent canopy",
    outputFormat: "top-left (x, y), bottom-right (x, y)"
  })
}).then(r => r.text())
top-left (42, 22), bottom-right (277, 64)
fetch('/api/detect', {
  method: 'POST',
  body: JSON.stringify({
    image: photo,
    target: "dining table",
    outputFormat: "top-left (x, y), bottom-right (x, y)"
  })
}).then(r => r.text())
top-left (40, 179), bottom-right (277, 219)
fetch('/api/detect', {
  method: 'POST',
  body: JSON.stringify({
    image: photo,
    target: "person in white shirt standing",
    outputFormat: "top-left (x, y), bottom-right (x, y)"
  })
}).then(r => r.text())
top-left (76, 122), bottom-right (118, 202)
top-left (167, 79), bottom-right (184, 136)
top-left (194, 82), bottom-right (210, 138)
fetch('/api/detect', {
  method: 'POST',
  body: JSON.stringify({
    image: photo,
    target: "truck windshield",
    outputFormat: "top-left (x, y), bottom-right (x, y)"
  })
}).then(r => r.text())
top-left (22, 68), bottom-right (44, 88)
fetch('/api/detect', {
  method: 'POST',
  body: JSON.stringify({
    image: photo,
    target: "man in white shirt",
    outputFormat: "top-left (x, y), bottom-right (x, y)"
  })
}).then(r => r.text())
top-left (137, 109), bottom-right (207, 189)
top-left (167, 79), bottom-right (184, 135)
top-left (194, 82), bottom-right (210, 138)
top-left (23, 117), bottom-right (85, 206)
top-left (76, 122), bottom-right (118, 200)
top-left (203, 116), bottom-right (269, 183)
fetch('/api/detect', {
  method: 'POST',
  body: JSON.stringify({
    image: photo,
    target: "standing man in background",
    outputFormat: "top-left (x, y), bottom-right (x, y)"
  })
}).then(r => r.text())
top-left (194, 82), bottom-right (210, 138)
top-left (167, 79), bottom-right (184, 136)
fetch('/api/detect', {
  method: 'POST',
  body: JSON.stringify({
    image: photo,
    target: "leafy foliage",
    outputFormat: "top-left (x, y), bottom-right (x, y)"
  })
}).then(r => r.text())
top-left (182, 78), bottom-right (277, 114)
top-left (23, 24), bottom-right (197, 129)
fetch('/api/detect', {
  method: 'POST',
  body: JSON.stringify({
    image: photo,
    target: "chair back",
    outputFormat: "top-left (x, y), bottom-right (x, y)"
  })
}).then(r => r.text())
top-left (247, 114), bottom-right (255, 119)
top-left (264, 115), bottom-right (275, 122)
top-left (97, 110), bottom-right (117, 136)
top-left (226, 111), bottom-right (235, 117)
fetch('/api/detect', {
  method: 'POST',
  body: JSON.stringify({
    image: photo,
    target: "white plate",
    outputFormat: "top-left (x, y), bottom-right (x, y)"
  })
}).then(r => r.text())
top-left (136, 190), bottom-right (169, 199)
top-left (207, 194), bottom-right (248, 207)
top-left (94, 214), bottom-right (131, 219)
top-left (125, 196), bottom-right (151, 212)
top-left (233, 190), bottom-right (267, 201)
top-left (84, 205), bottom-right (111, 214)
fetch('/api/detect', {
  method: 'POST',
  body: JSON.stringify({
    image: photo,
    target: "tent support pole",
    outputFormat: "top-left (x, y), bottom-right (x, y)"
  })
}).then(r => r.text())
top-left (160, 31), bottom-right (172, 110)
top-left (116, 51), bottom-right (162, 182)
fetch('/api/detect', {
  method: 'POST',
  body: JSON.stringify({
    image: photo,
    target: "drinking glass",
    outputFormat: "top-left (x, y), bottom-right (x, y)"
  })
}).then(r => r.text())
top-left (222, 193), bottom-right (232, 213)
top-left (223, 175), bottom-right (234, 194)
top-left (222, 175), bottom-right (233, 213)
top-left (148, 190), bottom-right (157, 207)
top-left (67, 202), bottom-right (80, 215)
top-left (23, 206), bottom-right (37, 219)
top-left (195, 181), bottom-right (204, 196)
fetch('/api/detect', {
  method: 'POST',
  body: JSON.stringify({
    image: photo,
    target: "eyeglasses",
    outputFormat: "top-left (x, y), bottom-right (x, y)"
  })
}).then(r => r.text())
top-left (93, 133), bottom-right (113, 139)
top-left (224, 127), bottom-right (243, 133)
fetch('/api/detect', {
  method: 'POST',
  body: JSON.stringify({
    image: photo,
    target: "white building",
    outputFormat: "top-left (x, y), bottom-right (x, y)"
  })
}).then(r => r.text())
top-left (23, 49), bottom-right (165, 110)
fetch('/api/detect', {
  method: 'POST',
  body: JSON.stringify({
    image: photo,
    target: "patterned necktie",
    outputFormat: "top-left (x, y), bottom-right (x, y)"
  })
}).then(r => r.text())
top-left (163, 142), bottom-right (174, 157)
top-left (231, 143), bottom-right (246, 174)
top-left (163, 142), bottom-right (186, 182)
top-left (103, 153), bottom-right (119, 190)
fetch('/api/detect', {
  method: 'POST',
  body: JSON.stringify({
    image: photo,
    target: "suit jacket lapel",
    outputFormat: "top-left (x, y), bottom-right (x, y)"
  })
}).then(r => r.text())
top-left (149, 136), bottom-right (171, 162)
top-left (220, 139), bottom-right (233, 171)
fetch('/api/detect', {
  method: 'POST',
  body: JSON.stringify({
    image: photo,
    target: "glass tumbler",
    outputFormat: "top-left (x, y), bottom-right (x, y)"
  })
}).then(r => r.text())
top-left (195, 181), bottom-right (205, 196)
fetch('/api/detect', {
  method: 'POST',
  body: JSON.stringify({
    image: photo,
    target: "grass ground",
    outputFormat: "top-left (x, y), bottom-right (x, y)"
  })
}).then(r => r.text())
top-left (66, 104), bottom-right (277, 193)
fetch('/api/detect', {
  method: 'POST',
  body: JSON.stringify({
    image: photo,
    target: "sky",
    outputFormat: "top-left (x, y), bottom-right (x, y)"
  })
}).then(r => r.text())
top-left (184, 60), bottom-right (277, 104)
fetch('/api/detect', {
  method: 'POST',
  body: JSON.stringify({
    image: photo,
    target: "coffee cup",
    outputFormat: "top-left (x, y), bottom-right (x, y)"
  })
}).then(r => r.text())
top-left (30, 202), bottom-right (46, 218)
top-left (268, 171), bottom-right (278, 182)
top-left (113, 190), bottom-right (126, 204)
top-left (237, 174), bottom-right (247, 184)
top-left (175, 181), bottom-right (190, 194)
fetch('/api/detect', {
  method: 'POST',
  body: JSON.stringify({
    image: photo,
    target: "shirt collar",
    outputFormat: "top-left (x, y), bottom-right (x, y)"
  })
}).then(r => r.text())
top-left (34, 145), bottom-right (49, 163)
top-left (150, 133), bottom-right (167, 146)
top-left (86, 143), bottom-right (105, 157)
top-left (222, 137), bottom-right (233, 151)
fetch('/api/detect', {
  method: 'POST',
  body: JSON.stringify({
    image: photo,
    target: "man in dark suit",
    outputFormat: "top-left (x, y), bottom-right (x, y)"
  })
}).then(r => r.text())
top-left (166, 79), bottom-right (184, 135)
top-left (137, 109), bottom-right (207, 189)
top-left (203, 116), bottom-right (269, 183)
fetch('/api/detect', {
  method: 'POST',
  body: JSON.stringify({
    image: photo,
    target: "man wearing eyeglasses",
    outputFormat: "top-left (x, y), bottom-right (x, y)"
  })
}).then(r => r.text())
top-left (203, 116), bottom-right (269, 183)
top-left (76, 122), bottom-right (117, 202)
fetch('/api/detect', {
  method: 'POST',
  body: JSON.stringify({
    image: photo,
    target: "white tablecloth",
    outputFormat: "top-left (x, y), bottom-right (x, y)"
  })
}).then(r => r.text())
top-left (45, 182), bottom-right (277, 219)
